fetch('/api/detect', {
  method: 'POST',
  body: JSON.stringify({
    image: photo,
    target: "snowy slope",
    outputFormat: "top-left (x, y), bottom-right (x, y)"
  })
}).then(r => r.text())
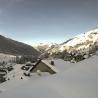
top-left (0, 55), bottom-right (98, 98)
top-left (45, 28), bottom-right (98, 56)
top-left (34, 42), bottom-right (58, 53)
top-left (60, 28), bottom-right (98, 52)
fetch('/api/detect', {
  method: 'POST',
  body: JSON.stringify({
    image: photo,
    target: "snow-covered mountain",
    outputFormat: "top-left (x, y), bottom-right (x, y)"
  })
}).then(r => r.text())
top-left (34, 43), bottom-right (58, 53)
top-left (42, 28), bottom-right (98, 62)
top-left (60, 28), bottom-right (98, 52)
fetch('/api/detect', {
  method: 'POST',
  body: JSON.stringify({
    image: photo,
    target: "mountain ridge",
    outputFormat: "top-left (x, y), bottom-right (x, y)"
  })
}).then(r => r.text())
top-left (41, 28), bottom-right (98, 62)
top-left (0, 35), bottom-right (40, 56)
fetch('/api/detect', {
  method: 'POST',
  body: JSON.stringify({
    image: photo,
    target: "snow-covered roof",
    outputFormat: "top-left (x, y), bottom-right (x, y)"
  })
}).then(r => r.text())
top-left (29, 60), bottom-right (58, 74)
top-left (42, 60), bottom-right (59, 73)
top-left (48, 59), bottom-right (74, 72)
top-left (0, 55), bottom-right (98, 98)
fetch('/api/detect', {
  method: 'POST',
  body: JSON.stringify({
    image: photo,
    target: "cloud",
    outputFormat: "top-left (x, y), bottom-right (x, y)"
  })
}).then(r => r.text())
top-left (5, 0), bottom-right (23, 9)
top-left (0, 0), bottom-right (24, 15)
top-left (8, 0), bottom-right (23, 5)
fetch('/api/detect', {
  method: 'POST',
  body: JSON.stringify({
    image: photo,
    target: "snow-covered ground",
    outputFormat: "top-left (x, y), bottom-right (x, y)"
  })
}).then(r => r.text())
top-left (0, 55), bottom-right (98, 98)
top-left (47, 59), bottom-right (75, 72)
top-left (6, 64), bottom-right (26, 80)
top-left (0, 64), bottom-right (28, 92)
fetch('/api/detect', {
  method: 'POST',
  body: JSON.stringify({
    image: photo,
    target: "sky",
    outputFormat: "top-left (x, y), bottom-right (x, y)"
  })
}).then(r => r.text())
top-left (0, 0), bottom-right (98, 46)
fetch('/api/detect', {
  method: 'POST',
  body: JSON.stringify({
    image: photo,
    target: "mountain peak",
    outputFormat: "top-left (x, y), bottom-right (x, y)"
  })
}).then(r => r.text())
top-left (62, 28), bottom-right (98, 48)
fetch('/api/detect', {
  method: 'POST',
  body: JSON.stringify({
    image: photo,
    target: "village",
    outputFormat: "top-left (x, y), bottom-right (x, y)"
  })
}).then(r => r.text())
top-left (0, 53), bottom-right (61, 83)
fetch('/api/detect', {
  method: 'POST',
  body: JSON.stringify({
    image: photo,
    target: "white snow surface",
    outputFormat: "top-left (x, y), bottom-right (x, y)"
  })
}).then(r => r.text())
top-left (47, 59), bottom-right (74, 72)
top-left (0, 64), bottom-right (29, 92)
top-left (0, 56), bottom-right (98, 98)
top-left (6, 64), bottom-right (26, 80)
top-left (66, 28), bottom-right (98, 46)
top-left (59, 28), bottom-right (98, 51)
top-left (42, 60), bottom-right (59, 73)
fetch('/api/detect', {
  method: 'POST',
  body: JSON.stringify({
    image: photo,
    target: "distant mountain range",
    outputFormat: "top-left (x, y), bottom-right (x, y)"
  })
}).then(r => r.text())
top-left (0, 35), bottom-right (40, 56)
top-left (41, 28), bottom-right (98, 62)
top-left (34, 43), bottom-right (58, 53)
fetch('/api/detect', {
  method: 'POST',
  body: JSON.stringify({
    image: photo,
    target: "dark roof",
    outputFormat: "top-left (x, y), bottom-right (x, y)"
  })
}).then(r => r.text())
top-left (30, 59), bottom-right (41, 72)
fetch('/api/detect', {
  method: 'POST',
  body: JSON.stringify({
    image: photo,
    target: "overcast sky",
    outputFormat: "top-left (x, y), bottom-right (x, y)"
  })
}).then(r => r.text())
top-left (0, 0), bottom-right (98, 45)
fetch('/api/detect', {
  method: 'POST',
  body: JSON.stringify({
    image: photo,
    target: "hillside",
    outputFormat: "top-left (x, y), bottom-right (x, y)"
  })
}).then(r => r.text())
top-left (60, 28), bottom-right (98, 51)
top-left (0, 35), bottom-right (40, 56)
top-left (42, 28), bottom-right (98, 62)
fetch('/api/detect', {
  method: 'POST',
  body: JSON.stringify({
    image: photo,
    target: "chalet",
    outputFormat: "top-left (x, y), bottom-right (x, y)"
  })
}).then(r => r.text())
top-left (30, 59), bottom-right (58, 74)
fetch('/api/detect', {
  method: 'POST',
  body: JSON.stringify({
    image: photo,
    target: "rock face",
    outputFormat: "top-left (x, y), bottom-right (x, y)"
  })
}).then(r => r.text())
top-left (0, 35), bottom-right (40, 56)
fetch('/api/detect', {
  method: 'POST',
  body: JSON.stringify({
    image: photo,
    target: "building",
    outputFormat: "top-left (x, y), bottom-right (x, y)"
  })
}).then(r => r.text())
top-left (30, 59), bottom-right (58, 74)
